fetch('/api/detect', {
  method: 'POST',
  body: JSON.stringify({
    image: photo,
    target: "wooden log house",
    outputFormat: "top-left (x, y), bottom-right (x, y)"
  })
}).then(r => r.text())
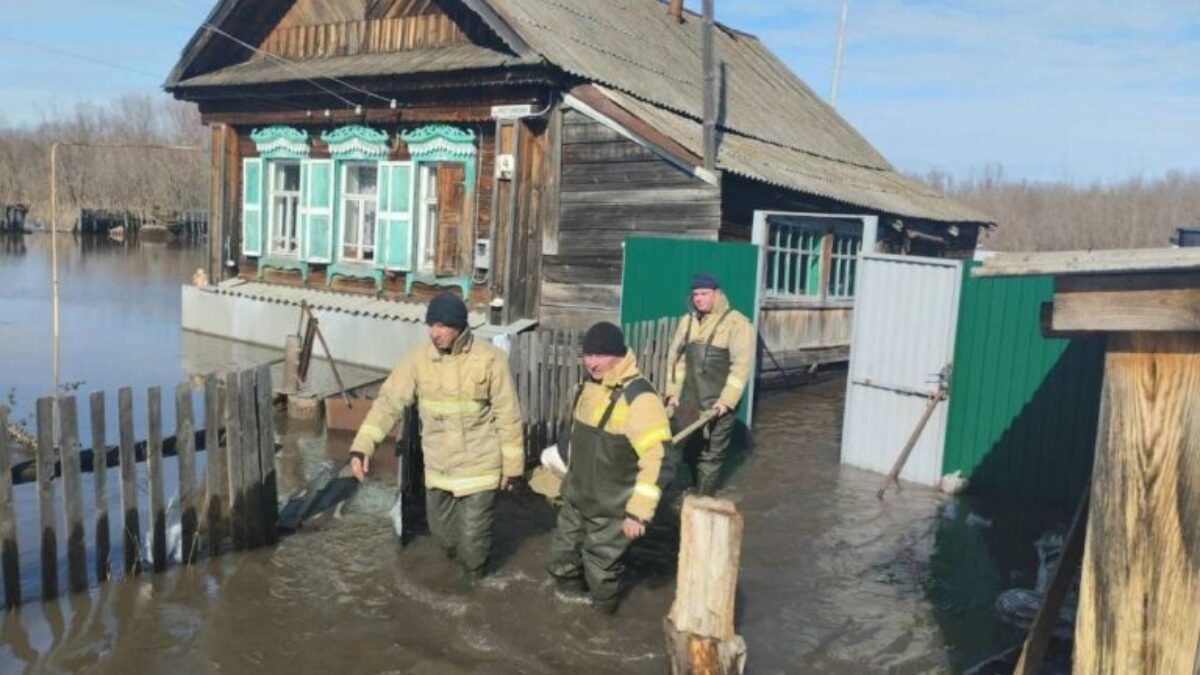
top-left (167, 0), bottom-right (988, 366)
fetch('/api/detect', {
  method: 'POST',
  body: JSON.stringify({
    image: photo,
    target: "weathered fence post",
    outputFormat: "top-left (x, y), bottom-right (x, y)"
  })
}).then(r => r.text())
top-left (175, 383), bottom-right (198, 564)
top-left (255, 365), bottom-right (278, 545)
top-left (204, 373), bottom-right (226, 555)
top-left (57, 395), bottom-right (88, 592)
top-left (36, 397), bottom-right (58, 599)
top-left (224, 371), bottom-right (246, 550)
top-left (118, 387), bottom-right (140, 575)
top-left (239, 368), bottom-right (264, 548)
top-left (146, 386), bottom-right (167, 572)
top-left (0, 407), bottom-right (20, 608)
top-left (89, 391), bottom-right (110, 582)
top-left (664, 496), bottom-right (747, 675)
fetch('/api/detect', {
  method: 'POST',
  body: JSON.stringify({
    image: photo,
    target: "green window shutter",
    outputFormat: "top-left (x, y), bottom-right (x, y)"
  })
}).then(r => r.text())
top-left (300, 159), bottom-right (334, 263)
top-left (377, 161), bottom-right (414, 271)
top-left (241, 158), bottom-right (265, 257)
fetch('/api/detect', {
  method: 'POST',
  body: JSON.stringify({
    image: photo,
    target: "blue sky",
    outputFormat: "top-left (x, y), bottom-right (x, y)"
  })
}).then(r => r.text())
top-left (0, 0), bottom-right (1197, 182)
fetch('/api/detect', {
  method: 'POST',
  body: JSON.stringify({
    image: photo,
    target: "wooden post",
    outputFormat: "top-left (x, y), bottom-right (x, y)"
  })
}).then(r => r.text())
top-left (256, 365), bottom-right (278, 545)
top-left (974, 250), bottom-right (1200, 675)
top-left (146, 386), bottom-right (167, 572)
top-left (665, 496), bottom-right (746, 675)
top-left (1074, 332), bottom-right (1200, 674)
top-left (224, 372), bottom-right (246, 550)
top-left (239, 369), bottom-right (264, 549)
top-left (175, 384), bottom-right (198, 564)
top-left (0, 406), bottom-right (20, 608)
top-left (57, 395), bottom-right (88, 592)
top-left (204, 373), bottom-right (226, 556)
top-left (36, 397), bottom-right (58, 599)
top-left (118, 387), bottom-right (140, 575)
top-left (89, 392), bottom-right (110, 582)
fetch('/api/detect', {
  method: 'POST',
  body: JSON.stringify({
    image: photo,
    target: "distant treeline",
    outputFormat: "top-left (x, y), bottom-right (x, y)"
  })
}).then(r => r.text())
top-left (921, 165), bottom-right (1200, 251)
top-left (3, 98), bottom-right (1196, 250)
top-left (0, 95), bottom-right (208, 226)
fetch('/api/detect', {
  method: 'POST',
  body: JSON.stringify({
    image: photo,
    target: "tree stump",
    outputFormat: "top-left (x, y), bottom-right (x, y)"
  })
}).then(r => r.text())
top-left (664, 495), bottom-right (747, 675)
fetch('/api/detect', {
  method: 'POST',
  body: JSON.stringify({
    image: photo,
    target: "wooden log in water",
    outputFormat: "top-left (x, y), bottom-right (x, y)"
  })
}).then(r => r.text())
top-left (146, 387), bottom-right (167, 572)
top-left (7, 426), bottom-right (223, 486)
top-left (57, 395), bottom-right (88, 593)
top-left (256, 365), bottom-right (278, 545)
top-left (204, 374), bottom-right (225, 556)
top-left (36, 397), bottom-right (58, 599)
top-left (89, 391), bottom-right (110, 582)
top-left (175, 384), bottom-right (198, 564)
top-left (239, 369), bottom-right (264, 549)
top-left (224, 371), bottom-right (246, 550)
top-left (0, 406), bottom-right (20, 608)
top-left (665, 495), bottom-right (746, 675)
top-left (118, 387), bottom-right (140, 576)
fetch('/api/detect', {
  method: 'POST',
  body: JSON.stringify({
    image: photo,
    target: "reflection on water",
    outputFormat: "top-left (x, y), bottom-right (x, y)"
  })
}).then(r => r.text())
top-left (0, 375), bottom-right (1054, 674)
top-left (0, 235), bottom-right (1060, 672)
top-left (0, 233), bottom-right (205, 440)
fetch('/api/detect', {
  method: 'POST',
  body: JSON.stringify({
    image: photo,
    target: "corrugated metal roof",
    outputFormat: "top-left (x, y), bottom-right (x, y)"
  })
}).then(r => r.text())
top-left (487, 0), bottom-right (891, 171)
top-left (602, 88), bottom-right (991, 223)
top-left (210, 279), bottom-right (486, 323)
top-left (176, 44), bottom-right (534, 88)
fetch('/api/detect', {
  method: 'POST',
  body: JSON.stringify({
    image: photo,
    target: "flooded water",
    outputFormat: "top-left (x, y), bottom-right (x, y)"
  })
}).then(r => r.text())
top-left (0, 233), bottom-right (1066, 673)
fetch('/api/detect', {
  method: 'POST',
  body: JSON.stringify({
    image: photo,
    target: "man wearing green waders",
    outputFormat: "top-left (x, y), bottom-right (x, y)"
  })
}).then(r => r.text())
top-left (665, 273), bottom-right (755, 495)
top-left (548, 322), bottom-right (673, 614)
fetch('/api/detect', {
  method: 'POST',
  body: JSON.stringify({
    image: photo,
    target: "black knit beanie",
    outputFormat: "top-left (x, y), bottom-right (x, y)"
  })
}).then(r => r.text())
top-left (691, 272), bottom-right (720, 290)
top-left (582, 322), bottom-right (626, 357)
top-left (425, 292), bottom-right (468, 330)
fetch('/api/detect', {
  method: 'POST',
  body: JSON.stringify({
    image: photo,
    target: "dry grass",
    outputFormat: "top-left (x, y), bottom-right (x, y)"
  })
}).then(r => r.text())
top-left (921, 165), bottom-right (1200, 252)
top-left (0, 95), bottom-right (207, 225)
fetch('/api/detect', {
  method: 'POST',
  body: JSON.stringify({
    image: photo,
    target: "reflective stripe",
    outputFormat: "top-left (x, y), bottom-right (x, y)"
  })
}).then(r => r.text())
top-left (725, 375), bottom-right (746, 390)
top-left (631, 425), bottom-right (671, 455)
top-left (633, 482), bottom-right (662, 502)
top-left (425, 469), bottom-right (501, 495)
top-left (501, 444), bottom-right (524, 460)
top-left (359, 423), bottom-right (385, 444)
top-left (420, 398), bottom-right (485, 416)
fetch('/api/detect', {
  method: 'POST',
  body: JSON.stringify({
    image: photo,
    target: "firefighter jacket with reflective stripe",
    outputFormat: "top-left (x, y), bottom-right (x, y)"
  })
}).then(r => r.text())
top-left (563, 352), bottom-right (671, 522)
top-left (351, 331), bottom-right (524, 496)
top-left (665, 291), bottom-right (755, 409)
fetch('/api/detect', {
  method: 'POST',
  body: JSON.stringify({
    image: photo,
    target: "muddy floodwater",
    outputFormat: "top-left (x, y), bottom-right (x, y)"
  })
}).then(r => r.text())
top-left (0, 234), bottom-right (1066, 673)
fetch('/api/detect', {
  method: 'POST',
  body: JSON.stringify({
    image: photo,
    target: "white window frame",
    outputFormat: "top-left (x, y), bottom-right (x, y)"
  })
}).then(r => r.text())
top-left (415, 164), bottom-right (439, 273)
top-left (339, 161), bottom-right (379, 263)
top-left (267, 160), bottom-right (301, 256)
top-left (751, 212), bottom-right (878, 305)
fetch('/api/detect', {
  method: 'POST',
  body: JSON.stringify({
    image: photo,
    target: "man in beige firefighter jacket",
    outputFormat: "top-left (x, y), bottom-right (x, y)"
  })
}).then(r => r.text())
top-left (548, 322), bottom-right (673, 614)
top-left (665, 273), bottom-right (755, 495)
top-left (349, 292), bottom-right (524, 581)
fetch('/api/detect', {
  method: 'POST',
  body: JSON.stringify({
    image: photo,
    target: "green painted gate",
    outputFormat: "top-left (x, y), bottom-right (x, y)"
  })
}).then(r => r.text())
top-left (621, 236), bottom-right (761, 425)
top-left (942, 262), bottom-right (1105, 506)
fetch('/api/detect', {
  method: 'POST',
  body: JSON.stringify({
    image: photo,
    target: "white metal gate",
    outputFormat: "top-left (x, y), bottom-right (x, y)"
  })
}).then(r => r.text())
top-left (840, 254), bottom-right (963, 486)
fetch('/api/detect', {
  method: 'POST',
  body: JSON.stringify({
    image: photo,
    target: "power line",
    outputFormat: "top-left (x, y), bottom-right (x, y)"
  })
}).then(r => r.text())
top-left (0, 34), bottom-right (165, 80)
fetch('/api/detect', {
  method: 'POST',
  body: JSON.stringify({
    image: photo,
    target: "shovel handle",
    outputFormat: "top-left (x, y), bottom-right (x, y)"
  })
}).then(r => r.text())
top-left (671, 409), bottom-right (719, 444)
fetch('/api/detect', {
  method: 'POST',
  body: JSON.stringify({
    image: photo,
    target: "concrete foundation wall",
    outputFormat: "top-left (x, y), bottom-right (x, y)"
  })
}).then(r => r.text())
top-left (182, 286), bottom-right (485, 372)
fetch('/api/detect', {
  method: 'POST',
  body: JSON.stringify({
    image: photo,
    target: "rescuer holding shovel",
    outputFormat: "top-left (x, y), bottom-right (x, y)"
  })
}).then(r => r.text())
top-left (664, 273), bottom-right (755, 495)
top-left (548, 322), bottom-right (673, 614)
top-left (349, 292), bottom-right (524, 583)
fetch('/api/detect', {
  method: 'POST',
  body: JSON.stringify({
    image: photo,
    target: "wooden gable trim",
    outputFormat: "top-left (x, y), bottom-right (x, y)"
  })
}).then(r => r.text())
top-left (459, 0), bottom-right (534, 58)
top-left (563, 85), bottom-right (719, 188)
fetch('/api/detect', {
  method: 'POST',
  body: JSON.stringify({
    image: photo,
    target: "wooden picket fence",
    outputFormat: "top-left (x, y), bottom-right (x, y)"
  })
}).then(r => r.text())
top-left (0, 366), bottom-right (278, 608)
top-left (506, 317), bottom-right (682, 456)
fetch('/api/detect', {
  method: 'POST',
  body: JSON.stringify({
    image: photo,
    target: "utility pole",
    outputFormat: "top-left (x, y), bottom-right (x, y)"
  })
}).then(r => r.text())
top-left (829, 1), bottom-right (849, 108)
top-left (702, 0), bottom-right (717, 172)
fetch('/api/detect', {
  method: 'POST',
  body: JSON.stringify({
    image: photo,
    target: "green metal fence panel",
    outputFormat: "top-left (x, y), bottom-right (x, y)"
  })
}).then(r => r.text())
top-left (621, 236), bottom-right (761, 425)
top-left (942, 262), bottom-right (1105, 507)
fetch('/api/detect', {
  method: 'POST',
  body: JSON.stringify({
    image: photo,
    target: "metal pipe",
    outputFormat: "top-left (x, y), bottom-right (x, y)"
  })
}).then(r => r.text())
top-left (830, 2), bottom-right (849, 108)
